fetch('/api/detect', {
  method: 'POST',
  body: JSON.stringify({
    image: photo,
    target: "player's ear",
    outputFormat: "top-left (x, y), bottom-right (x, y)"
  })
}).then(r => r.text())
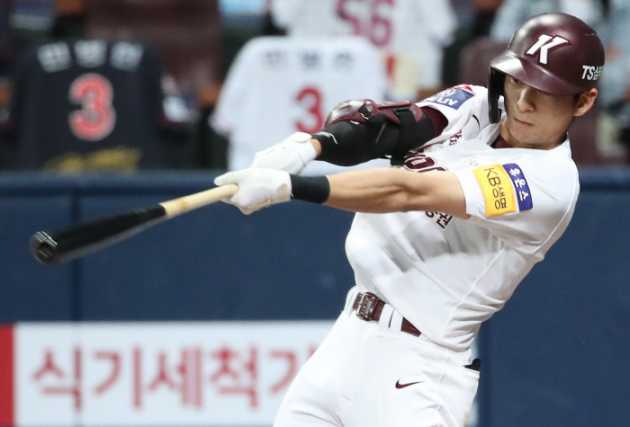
top-left (573, 88), bottom-right (598, 118)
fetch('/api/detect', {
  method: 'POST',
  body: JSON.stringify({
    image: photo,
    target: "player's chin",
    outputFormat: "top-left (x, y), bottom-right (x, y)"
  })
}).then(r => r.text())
top-left (507, 129), bottom-right (537, 148)
top-left (507, 122), bottom-right (535, 143)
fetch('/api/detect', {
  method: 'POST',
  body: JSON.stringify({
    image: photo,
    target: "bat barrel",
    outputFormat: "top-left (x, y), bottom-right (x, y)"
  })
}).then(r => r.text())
top-left (29, 185), bottom-right (236, 265)
top-left (29, 206), bottom-right (167, 265)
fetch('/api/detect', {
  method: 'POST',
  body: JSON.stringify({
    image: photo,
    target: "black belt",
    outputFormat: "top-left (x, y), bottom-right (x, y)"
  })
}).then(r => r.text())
top-left (351, 292), bottom-right (422, 337)
top-left (352, 292), bottom-right (481, 372)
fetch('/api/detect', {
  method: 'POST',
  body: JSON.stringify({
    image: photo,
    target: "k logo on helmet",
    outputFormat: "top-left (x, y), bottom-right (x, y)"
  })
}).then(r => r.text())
top-left (525, 34), bottom-right (569, 65)
top-left (471, 13), bottom-right (604, 121)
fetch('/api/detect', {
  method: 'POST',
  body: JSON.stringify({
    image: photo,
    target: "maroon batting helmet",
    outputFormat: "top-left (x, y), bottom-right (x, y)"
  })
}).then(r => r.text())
top-left (488, 13), bottom-right (605, 122)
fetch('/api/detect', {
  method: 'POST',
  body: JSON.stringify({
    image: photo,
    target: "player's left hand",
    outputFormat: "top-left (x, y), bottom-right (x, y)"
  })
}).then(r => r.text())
top-left (250, 132), bottom-right (317, 174)
top-left (214, 168), bottom-right (291, 215)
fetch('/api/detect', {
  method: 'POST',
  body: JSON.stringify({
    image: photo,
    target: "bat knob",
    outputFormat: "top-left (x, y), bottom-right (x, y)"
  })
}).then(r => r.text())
top-left (30, 231), bottom-right (59, 264)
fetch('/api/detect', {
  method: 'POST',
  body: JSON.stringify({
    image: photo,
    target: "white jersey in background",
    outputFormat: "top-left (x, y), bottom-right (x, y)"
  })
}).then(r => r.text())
top-left (270, 0), bottom-right (456, 98)
top-left (211, 36), bottom-right (387, 174)
top-left (345, 84), bottom-right (580, 356)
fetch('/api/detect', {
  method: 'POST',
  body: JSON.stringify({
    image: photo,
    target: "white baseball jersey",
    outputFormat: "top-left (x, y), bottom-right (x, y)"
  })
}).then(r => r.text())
top-left (211, 36), bottom-right (387, 173)
top-left (345, 84), bottom-right (580, 354)
top-left (270, 0), bottom-right (456, 97)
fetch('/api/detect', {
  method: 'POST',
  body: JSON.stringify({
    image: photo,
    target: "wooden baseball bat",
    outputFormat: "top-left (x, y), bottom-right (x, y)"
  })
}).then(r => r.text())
top-left (30, 184), bottom-right (238, 265)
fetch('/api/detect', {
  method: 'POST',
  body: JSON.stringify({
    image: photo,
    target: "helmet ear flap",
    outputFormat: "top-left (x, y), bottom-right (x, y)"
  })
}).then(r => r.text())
top-left (488, 68), bottom-right (505, 123)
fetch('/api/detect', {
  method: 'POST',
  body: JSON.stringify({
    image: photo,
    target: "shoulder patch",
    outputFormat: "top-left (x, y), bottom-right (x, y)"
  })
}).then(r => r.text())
top-left (426, 85), bottom-right (475, 110)
top-left (473, 163), bottom-right (533, 217)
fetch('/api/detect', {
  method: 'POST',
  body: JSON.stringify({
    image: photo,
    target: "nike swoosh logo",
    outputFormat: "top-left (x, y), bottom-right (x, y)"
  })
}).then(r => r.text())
top-left (395, 380), bottom-right (422, 389)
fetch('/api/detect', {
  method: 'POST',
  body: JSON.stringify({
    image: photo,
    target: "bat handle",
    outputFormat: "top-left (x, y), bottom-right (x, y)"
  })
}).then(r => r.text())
top-left (160, 184), bottom-right (238, 218)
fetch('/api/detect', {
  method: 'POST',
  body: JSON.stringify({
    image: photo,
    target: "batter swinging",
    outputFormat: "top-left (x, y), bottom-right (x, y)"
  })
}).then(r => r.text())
top-left (215, 13), bottom-right (605, 427)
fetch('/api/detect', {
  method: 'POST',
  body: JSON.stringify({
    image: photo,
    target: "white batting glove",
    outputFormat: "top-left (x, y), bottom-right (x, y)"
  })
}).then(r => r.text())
top-left (214, 168), bottom-right (292, 215)
top-left (250, 132), bottom-right (317, 174)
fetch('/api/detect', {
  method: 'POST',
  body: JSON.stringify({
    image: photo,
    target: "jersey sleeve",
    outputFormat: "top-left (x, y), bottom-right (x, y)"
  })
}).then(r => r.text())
top-left (416, 84), bottom-right (490, 139)
top-left (453, 156), bottom-right (579, 252)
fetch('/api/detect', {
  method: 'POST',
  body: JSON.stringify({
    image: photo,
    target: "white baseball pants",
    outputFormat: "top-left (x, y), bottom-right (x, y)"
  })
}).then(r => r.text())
top-left (274, 286), bottom-right (479, 427)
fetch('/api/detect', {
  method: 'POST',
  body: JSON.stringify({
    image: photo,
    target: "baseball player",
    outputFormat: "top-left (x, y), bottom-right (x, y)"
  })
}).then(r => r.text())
top-left (215, 13), bottom-right (604, 427)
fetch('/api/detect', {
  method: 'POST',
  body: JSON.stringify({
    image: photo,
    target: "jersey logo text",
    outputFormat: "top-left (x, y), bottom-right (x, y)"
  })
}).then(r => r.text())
top-left (426, 87), bottom-right (474, 110)
top-left (425, 211), bottom-right (453, 229)
top-left (403, 154), bottom-right (454, 228)
top-left (525, 34), bottom-right (569, 65)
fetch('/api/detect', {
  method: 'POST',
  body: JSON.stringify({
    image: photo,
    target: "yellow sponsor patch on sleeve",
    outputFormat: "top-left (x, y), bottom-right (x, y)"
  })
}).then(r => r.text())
top-left (473, 164), bottom-right (517, 217)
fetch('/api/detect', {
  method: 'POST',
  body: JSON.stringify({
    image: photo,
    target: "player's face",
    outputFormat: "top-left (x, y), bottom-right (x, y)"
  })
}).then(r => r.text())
top-left (501, 76), bottom-right (596, 149)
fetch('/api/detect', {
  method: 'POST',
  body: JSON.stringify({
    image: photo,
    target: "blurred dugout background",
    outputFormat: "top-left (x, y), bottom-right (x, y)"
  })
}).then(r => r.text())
top-left (0, 1), bottom-right (628, 427)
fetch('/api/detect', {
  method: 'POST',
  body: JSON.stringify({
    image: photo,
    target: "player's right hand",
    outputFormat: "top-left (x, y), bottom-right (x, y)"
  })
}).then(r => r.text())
top-left (250, 132), bottom-right (317, 174)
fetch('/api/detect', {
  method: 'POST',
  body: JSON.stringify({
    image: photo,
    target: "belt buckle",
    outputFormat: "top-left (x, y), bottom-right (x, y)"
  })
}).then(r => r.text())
top-left (356, 292), bottom-right (378, 321)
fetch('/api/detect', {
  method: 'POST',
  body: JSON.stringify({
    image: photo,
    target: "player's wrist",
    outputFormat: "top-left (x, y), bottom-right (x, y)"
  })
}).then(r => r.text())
top-left (308, 138), bottom-right (322, 158)
top-left (293, 135), bottom-right (318, 164)
top-left (290, 175), bottom-right (330, 204)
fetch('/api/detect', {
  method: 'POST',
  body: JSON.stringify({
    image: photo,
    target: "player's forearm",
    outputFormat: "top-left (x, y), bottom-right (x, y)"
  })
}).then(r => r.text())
top-left (321, 168), bottom-right (468, 218)
top-left (325, 168), bottom-right (428, 213)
